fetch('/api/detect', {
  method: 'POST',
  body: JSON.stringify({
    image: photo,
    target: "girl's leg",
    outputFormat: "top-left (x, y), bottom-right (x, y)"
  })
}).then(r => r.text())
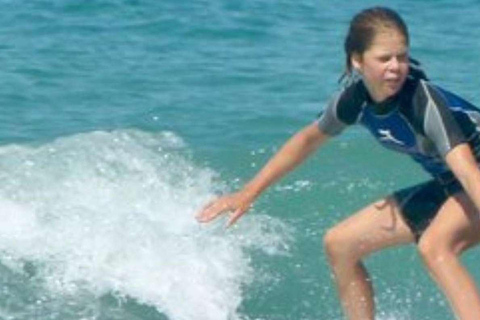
top-left (323, 196), bottom-right (415, 320)
top-left (418, 192), bottom-right (480, 320)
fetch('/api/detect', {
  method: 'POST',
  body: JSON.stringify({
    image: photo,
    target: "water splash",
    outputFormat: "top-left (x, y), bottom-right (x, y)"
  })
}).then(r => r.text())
top-left (0, 130), bottom-right (292, 320)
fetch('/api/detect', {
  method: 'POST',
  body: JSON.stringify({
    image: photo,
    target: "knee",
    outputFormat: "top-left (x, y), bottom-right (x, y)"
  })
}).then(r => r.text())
top-left (323, 227), bottom-right (359, 265)
top-left (418, 236), bottom-right (457, 270)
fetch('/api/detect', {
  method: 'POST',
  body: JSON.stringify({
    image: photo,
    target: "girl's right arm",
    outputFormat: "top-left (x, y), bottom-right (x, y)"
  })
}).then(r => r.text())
top-left (196, 122), bottom-right (330, 227)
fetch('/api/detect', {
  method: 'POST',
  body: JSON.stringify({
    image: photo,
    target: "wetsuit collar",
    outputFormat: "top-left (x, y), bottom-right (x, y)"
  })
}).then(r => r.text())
top-left (359, 80), bottom-right (401, 116)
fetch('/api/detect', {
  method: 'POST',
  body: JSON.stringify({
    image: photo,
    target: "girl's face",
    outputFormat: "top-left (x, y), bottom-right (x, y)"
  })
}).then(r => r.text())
top-left (351, 29), bottom-right (409, 103)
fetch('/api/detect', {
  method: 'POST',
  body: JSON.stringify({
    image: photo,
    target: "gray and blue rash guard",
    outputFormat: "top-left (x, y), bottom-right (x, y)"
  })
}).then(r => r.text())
top-left (317, 77), bottom-right (480, 178)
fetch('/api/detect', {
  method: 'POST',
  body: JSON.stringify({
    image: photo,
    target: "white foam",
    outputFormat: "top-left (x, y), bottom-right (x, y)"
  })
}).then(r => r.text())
top-left (0, 130), bottom-right (292, 320)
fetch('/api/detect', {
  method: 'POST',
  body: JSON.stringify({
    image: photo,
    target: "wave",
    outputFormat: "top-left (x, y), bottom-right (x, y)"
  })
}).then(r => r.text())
top-left (0, 130), bottom-right (292, 320)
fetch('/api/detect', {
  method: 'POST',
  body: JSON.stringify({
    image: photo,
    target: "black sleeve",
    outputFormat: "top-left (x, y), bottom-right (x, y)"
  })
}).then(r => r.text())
top-left (316, 81), bottom-right (365, 136)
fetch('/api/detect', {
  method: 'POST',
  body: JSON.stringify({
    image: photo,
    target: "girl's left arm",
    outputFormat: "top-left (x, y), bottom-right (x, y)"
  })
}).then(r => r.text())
top-left (445, 143), bottom-right (480, 212)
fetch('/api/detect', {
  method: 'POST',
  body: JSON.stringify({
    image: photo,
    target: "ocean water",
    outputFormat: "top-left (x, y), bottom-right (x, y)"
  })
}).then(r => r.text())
top-left (0, 1), bottom-right (479, 319)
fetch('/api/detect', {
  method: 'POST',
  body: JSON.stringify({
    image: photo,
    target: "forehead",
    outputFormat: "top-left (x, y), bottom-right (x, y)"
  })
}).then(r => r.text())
top-left (368, 29), bottom-right (408, 53)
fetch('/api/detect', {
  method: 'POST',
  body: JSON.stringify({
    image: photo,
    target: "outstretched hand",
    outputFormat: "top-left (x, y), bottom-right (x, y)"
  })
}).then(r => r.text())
top-left (195, 191), bottom-right (255, 227)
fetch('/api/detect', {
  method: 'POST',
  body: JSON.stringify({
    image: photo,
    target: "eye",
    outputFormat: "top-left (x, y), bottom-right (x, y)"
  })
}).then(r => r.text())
top-left (397, 53), bottom-right (408, 62)
top-left (378, 55), bottom-right (391, 63)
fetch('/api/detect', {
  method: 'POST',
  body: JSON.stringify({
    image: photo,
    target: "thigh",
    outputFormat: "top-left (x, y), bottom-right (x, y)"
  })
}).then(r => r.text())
top-left (421, 192), bottom-right (480, 253)
top-left (327, 196), bottom-right (416, 258)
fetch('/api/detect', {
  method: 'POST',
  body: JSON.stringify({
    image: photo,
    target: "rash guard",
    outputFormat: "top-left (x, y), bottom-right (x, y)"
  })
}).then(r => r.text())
top-left (317, 77), bottom-right (480, 178)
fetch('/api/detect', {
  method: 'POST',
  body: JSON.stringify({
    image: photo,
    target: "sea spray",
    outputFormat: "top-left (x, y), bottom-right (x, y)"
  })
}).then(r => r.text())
top-left (0, 130), bottom-right (293, 320)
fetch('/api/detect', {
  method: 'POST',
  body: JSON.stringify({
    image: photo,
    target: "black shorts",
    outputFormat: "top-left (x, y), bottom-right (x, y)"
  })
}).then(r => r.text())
top-left (393, 173), bottom-right (464, 242)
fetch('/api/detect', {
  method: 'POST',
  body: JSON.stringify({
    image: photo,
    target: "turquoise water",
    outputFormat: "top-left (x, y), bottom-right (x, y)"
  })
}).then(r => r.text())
top-left (0, 1), bottom-right (479, 319)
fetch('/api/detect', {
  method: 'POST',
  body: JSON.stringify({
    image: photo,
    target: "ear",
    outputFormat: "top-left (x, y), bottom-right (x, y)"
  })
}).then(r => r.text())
top-left (351, 53), bottom-right (363, 72)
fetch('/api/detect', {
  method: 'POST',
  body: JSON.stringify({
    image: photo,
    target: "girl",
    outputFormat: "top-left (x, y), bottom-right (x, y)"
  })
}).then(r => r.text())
top-left (196, 7), bottom-right (480, 320)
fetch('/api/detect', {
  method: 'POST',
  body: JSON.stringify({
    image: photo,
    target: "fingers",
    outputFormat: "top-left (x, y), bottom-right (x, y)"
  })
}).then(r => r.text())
top-left (226, 208), bottom-right (245, 228)
top-left (196, 191), bottom-right (253, 226)
top-left (195, 197), bottom-right (232, 223)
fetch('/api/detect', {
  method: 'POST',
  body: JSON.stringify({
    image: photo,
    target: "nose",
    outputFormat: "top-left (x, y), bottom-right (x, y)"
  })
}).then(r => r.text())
top-left (388, 57), bottom-right (400, 71)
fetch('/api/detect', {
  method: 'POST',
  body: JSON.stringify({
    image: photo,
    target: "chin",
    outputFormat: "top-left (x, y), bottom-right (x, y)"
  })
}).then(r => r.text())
top-left (385, 83), bottom-right (403, 97)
